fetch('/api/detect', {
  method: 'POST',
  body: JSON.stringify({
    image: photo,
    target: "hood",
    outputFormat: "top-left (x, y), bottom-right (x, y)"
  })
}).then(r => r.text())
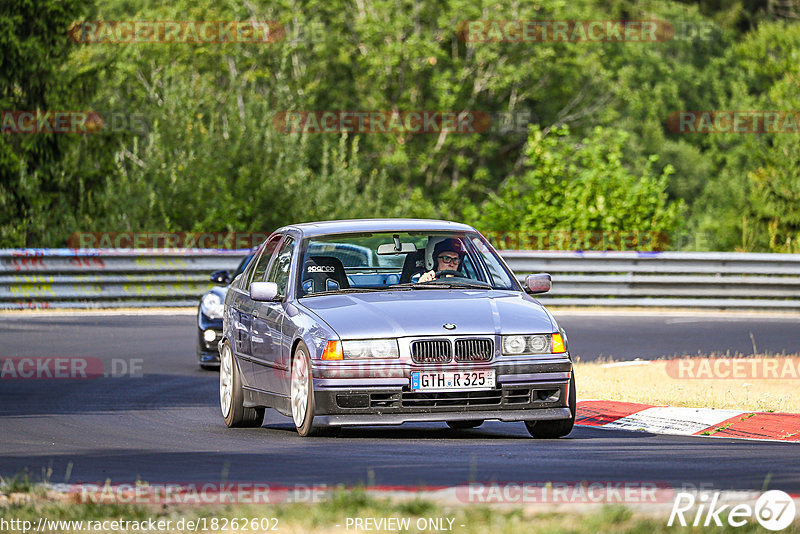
top-left (299, 289), bottom-right (555, 338)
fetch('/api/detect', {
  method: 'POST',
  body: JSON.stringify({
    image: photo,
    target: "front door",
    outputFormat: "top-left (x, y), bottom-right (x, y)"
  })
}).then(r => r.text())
top-left (237, 234), bottom-right (282, 386)
top-left (250, 237), bottom-right (294, 393)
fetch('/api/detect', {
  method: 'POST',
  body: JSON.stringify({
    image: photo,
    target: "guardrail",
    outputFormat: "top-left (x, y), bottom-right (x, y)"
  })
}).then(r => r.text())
top-left (503, 250), bottom-right (800, 309)
top-left (2, 249), bottom-right (799, 310)
top-left (0, 249), bottom-right (246, 309)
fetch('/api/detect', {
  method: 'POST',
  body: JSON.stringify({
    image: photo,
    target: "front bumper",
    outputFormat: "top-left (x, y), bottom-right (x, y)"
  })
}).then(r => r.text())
top-left (198, 345), bottom-right (221, 365)
top-left (311, 356), bottom-right (572, 426)
top-left (196, 311), bottom-right (223, 365)
top-left (314, 407), bottom-right (572, 426)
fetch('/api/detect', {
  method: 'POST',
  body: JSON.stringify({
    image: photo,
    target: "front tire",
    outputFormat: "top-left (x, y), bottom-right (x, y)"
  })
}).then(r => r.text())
top-left (220, 341), bottom-right (264, 428)
top-left (525, 373), bottom-right (576, 439)
top-left (291, 342), bottom-right (321, 437)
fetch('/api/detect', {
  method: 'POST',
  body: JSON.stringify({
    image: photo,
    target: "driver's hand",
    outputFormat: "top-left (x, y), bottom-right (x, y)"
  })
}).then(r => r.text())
top-left (418, 270), bottom-right (436, 283)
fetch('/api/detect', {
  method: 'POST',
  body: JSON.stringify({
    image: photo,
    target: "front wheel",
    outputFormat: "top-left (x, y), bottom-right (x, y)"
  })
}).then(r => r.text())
top-left (220, 341), bottom-right (264, 428)
top-left (291, 342), bottom-right (322, 437)
top-left (525, 373), bottom-right (576, 439)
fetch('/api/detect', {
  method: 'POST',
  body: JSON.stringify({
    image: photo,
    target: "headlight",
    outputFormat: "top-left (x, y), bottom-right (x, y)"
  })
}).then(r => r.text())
top-left (502, 335), bottom-right (527, 354)
top-left (341, 339), bottom-right (400, 359)
top-left (502, 334), bottom-right (565, 355)
top-left (200, 293), bottom-right (224, 319)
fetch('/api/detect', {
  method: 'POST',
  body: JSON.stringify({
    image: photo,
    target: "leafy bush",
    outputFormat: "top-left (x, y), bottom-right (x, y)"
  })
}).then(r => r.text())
top-left (464, 125), bottom-right (684, 250)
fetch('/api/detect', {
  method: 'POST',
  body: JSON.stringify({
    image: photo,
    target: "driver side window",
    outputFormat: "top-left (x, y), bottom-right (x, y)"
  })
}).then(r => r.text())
top-left (248, 235), bottom-right (282, 288)
top-left (266, 237), bottom-right (294, 296)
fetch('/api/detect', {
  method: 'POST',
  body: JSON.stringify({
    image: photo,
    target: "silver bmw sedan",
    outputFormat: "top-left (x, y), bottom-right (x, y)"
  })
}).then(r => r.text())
top-left (219, 219), bottom-right (574, 438)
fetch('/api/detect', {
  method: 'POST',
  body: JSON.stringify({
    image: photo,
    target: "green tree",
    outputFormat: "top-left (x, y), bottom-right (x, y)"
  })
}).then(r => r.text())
top-left (0, 0), bottom-right (104, 246)
top-left (691, 21), bottom-right (800, 251)
top-left (4, 0), bottom-right (799, 252)
top-left (465, 125), bottom-right (684, 250)
top-left (744, 67), bottom-right (800, 253)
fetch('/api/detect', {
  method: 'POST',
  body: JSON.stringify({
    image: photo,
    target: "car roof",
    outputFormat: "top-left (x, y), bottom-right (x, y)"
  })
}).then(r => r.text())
top-left (278, 218), bottom-right (477, 238)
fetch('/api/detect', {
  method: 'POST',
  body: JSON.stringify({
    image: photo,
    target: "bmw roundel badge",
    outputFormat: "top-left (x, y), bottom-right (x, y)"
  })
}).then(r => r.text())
top-left (443, 323), bottom-right (456, 330)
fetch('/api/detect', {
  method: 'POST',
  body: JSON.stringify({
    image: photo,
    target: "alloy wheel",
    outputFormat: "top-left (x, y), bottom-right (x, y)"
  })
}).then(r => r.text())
top-left (291, 350), bottom-right (309, 428)
top-left (219, 344), bottom-right (233, 417)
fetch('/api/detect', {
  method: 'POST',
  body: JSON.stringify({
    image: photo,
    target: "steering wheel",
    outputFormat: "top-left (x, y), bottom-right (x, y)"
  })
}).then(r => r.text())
top-left (434, 269), bottom-right (466, 279)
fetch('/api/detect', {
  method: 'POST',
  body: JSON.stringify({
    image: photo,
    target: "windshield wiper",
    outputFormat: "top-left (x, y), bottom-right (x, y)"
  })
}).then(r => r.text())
top-left (404, 281), bottom-right (492, 290)
top-left (303, 287), bottom-right (389, 298)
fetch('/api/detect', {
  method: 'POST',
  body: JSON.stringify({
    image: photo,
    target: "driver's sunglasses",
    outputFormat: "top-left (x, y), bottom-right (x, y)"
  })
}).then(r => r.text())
top-left (437, 255), bottom-right (461, 265)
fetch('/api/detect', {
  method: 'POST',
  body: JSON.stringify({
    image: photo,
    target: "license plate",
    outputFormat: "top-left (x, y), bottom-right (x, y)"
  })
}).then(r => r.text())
top-left (410, 370), bottom-right (495, 391)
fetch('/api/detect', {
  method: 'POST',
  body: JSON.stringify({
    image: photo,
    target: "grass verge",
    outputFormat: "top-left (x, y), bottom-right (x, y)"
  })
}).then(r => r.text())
top-left (2, 483), bottom-right (798, 534)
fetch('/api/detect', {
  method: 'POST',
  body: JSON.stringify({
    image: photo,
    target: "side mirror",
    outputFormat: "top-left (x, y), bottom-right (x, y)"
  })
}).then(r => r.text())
top-left (251, 281), bottom-right (280, 302)
top-left (524, 273), bottom-right (552, 294)
top-left (210, 270), bottom-right (231, 285)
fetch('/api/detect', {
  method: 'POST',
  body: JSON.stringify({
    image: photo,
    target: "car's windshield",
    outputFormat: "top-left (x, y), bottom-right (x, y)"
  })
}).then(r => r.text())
top-left (296, 231), bottom-right (518, 297)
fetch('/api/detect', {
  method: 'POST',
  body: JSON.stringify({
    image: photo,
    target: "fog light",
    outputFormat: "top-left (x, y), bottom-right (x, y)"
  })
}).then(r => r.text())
top-left (203, 329), bottom-right (217, 343)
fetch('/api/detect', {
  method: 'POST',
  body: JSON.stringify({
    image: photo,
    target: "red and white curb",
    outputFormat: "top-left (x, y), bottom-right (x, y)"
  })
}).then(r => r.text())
top-left (576, 400), bottom-right (800, 442)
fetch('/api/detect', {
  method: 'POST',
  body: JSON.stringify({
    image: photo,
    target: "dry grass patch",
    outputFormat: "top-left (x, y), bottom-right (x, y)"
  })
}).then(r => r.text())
top-left (574, 354), bottom-right (800, 413)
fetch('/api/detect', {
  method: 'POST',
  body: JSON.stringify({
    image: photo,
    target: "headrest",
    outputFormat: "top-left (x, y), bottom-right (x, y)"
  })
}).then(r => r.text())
top-left (399, 249), bottom-right (427, 283)
top-left (302, 255), bottom-right (350, 294)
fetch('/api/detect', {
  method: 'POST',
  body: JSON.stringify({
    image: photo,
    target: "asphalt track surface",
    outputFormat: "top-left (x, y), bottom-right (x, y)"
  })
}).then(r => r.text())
top-left (0, 311), bottom-right (798, 492)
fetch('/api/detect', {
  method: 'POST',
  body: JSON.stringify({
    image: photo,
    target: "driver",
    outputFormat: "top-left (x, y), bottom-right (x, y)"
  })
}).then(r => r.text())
top-left (418, 238), bottom-right (465, 283)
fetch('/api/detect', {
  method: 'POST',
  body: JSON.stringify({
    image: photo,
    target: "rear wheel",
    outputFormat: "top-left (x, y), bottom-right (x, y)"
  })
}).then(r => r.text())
top-left (525, 374), bottom-right (576, 439)
top-left (446, 420), bottom-right (484, 429)
top-left (220, 342), bottom-right (264, 428)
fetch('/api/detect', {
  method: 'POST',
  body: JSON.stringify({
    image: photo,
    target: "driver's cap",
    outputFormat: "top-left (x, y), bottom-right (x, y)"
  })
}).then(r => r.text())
top-left (432, 238), bottom-right (465, 261)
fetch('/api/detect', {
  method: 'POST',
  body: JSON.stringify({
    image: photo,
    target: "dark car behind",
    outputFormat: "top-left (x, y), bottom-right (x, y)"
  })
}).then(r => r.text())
top-left (196, 254), bottom-right (254, 368)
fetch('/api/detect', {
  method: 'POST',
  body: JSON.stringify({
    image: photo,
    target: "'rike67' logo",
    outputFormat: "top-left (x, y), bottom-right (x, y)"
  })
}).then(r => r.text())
top-left (669, 490), bottom-right (796, 530)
